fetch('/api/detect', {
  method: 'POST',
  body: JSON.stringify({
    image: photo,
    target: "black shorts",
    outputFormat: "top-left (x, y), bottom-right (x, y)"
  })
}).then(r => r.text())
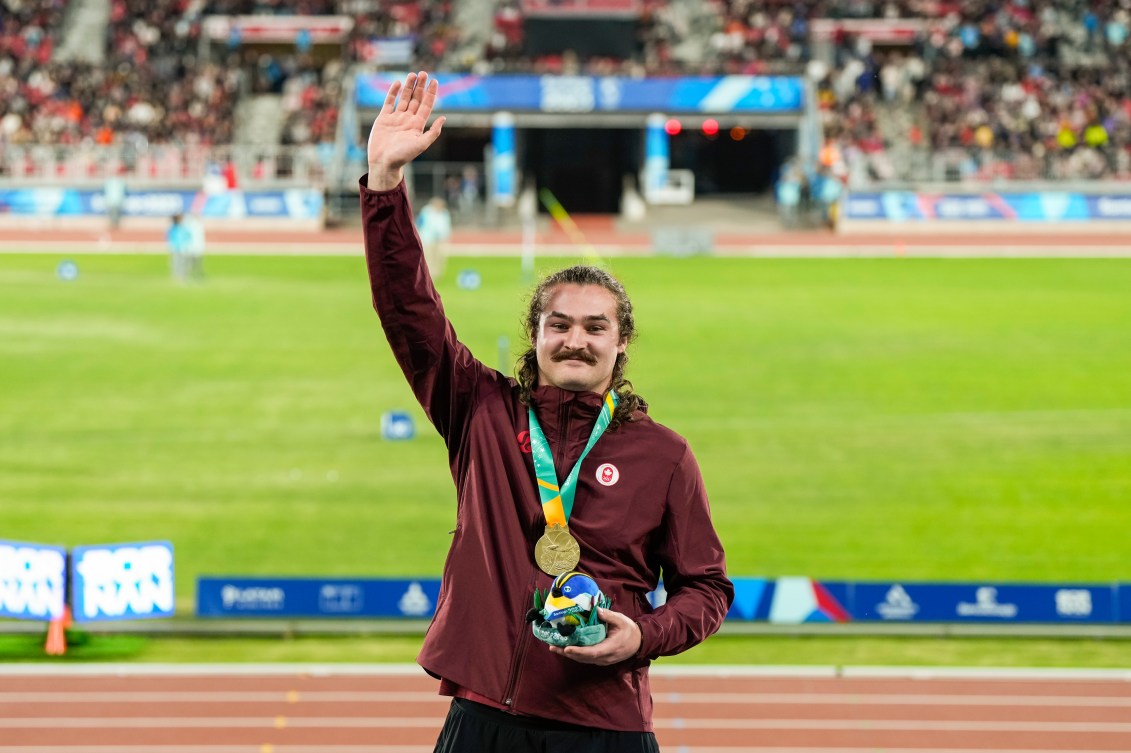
top-left (434, 698), bottom-right (661, 753)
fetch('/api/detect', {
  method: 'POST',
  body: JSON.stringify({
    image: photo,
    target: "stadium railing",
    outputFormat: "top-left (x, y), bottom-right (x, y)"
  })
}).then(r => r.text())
top-left (0, 143), bottom-right (332, 191)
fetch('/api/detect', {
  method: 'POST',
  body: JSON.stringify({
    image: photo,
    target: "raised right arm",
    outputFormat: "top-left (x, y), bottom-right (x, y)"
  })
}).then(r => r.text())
top-left (366, 71), bottom-right (445, 191)
top-left (361, 72), bottom-right (485, 445)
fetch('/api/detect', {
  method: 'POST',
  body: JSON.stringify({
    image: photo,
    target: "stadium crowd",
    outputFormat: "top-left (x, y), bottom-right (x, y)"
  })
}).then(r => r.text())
top-left (2, 0), bottom-right (1131, 182)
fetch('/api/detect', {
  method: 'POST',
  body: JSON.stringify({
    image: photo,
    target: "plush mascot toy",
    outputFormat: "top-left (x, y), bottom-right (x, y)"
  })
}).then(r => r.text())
top-left (526, 570), bottom-right (612, 648)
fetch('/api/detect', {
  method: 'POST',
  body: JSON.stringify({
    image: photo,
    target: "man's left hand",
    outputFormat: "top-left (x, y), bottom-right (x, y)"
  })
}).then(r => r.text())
top-left (549, 607), bottom-right (642, 666)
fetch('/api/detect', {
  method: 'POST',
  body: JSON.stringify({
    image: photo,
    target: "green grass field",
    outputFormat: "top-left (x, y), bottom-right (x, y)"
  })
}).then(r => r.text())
top-left (3, 252), bottom-right (1131, 663)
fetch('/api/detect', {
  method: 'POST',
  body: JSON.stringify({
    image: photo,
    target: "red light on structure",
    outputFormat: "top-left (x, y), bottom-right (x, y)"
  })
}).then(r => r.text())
top-left (702, 119), bottom-right (719, 136)
top-left (664, 118), bottom-right (682, 136)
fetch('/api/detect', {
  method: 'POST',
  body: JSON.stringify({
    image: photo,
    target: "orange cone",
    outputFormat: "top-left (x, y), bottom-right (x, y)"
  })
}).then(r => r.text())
top-left (44, 605), bottom-right (72, 656)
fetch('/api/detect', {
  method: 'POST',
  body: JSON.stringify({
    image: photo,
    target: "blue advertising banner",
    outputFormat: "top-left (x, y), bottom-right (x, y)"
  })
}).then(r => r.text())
top-left (849, 582), bottom-right (1118, 623)
top-left (727, 577), bottom-right (770, 621)
top-left (71, 541), bottom-right (175, 622)
top-left (843, 191), bottom-right (1130, 222)
top-left (0, 189), bottom-right (323, 220)
top-left (0, 540), bottom-right (67, 621)
top-left (355, 73), bottom-right (805, 114)
top-left (1085, 194), bottom-right (1131, 220)
top-left (195, 576), bottom-right (1129, 623)
top-left (197, 577), bottom-right (441, 618)
top-left (713, 577), bottom-right (856, 623)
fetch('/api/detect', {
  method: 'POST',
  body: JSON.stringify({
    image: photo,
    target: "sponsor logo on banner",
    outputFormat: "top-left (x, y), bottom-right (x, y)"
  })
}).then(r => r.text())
top-left (0, 541), bottom-right (67, 620)
top-left (359, 36), bottom-right (415, 65)
top-left (541, 76), bottom-right (596, 112)
top-left (124, 192), bottom-right (189, 216)
top-left (956, 586), bottom-right (1018, 618)
top-left (398, 582), bottom-right (432, 616)
top-left (876, 584), bottom-right (920, 620)
top-left (72, 542), bottom-right (175, 622)
top-left (319, 584), bottom-right (363, 613)
top-left (598, 78), bottom-right (622, 109)
top-left (222, 585), bottom-right (285, 610)
top-left (247, 195), bottom-right (286, 215)
top-left (1094, 196), bottom-right (1131, 217)
top-left (934, 196), bottom-right (997, 219)
top-left (844, 195), bottom-right (884, 219)
top-left (1054, 588), bottom-right (1093, 617)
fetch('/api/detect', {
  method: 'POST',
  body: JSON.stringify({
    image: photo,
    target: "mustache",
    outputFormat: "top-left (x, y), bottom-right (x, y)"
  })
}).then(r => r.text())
top-left (552, 348), bottom-right (597, 365)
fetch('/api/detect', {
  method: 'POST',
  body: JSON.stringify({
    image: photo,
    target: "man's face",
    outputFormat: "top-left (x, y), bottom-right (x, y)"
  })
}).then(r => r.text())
top-left (535, 283), bottom-right (627, 395)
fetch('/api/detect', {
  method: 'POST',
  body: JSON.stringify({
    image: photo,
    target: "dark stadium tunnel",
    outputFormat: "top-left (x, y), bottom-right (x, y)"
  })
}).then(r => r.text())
top-left (670, 128), bottom-right (795, 195)
top-left (525, 128), bottom-right (643, 214)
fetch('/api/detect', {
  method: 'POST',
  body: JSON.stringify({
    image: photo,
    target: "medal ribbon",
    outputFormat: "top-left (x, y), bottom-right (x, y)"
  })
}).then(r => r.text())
top-left (528, 391), bottom-right (618, 527)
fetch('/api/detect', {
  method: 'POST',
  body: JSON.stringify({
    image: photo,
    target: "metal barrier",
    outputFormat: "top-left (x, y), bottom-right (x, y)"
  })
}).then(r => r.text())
top-left (0, 143), bottom-right (332, 190)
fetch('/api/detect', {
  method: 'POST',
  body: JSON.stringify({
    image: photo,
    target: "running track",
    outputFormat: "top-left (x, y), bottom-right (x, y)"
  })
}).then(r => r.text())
top-left (4, 225), bottom-right (1131, 257)
top-left (2, 665), bottom-right (1130, 752)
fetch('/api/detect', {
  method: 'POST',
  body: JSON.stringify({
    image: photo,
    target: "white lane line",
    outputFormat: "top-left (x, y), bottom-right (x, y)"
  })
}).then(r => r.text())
top-left (657, 692), bottom-right (1131, 707)
top-left (2, 663), bottom-right (1130, 681)
top-left (0, 748), bottom-right (431, 753)
top-left (0, 749), bottom-right (1124, 753)
top-left (0, 718), bottom-right (437, 728)
top-left (0, 691), bottom-right (446, 703)
top-left (655, 718), bottom-right (1131, 733)
top-left (841, 666), bottom-right (1131, 681)
top-left (3, 690), bottom-right (1129, 707)
top-left (0, 663), bottom-right (426, 677)
top-left (2, 717), bottom-right (1130, 733)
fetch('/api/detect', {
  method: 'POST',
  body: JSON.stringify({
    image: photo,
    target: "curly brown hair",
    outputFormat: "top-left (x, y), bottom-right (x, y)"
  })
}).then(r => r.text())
top-left (515, 265), bottom-right (643, 429)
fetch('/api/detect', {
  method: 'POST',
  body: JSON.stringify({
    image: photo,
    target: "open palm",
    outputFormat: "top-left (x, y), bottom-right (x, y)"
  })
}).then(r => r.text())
top-left (367, 71), bottom-right (445, 185)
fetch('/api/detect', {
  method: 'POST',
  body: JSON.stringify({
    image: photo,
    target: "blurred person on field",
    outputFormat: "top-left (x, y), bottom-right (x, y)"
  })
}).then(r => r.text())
top-left (459, 164), bottom-right (480, 214)
top-left (775, 160), bottom-right (803, 227)
top-left (166, 214), bottom-right (191, 282)
top-left (813, 168), bottom-right (843, 229)
top-left (359, 71), bottom-right (732, 752)
top-left (416, 196), bottom-right (451, 280)
top-left (183, 210), bottom-right (206, 281)
top-left (103, 173), bottom-right (126, 230)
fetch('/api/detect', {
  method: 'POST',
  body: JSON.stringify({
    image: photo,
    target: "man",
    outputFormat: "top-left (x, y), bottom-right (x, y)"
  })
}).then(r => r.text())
top-left (183, 210), bottom-right (206, 281)
top-left (415, 195), bottom-right (451, 280)
top-left (361, 71), bottom-right (732, 752)
top-left (103, 173), bottom-right (127, 230)
top-left (166, 214), bottom-right (190, 282)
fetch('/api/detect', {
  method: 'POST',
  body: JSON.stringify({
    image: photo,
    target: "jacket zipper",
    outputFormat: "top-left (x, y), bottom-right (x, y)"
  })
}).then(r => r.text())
top-left (554, 392), bottom-right (570, 479)
top-left (501, 572), bottom-right (538, 706)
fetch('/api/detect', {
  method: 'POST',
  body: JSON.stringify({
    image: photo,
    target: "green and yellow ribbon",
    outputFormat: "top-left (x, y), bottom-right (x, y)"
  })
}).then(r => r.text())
top-left (528, 391), bottom-right (618, 526)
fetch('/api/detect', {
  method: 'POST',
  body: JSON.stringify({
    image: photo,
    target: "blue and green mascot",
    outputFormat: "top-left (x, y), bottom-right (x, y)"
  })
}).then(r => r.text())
top-left (526, 570), bottom-right (612, 648)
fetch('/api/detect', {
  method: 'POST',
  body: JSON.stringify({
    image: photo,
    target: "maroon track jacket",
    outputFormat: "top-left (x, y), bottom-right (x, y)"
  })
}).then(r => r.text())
top-left (361, 178), bottom-right (733, 732)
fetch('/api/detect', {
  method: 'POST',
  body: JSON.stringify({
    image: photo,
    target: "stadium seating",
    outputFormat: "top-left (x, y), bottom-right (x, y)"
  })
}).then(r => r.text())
top-left (1, 0), bottom-right (1129, 184)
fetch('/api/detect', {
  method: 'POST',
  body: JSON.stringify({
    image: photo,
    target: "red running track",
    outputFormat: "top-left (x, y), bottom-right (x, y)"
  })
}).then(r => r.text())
top-left (1, 666), bottom-right (1130, 752)
top-left (4, 225), bottom-right (1131, 256)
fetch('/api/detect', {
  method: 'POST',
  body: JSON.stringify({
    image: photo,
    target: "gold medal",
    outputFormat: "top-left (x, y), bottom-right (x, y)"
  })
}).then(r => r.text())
top-left (534, 523), bottom-right (580, 576)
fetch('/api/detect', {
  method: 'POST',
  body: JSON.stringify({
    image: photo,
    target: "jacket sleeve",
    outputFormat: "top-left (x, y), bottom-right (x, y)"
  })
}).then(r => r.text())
top-left (635, 443), bottom-right (733, 659)
top-left (360, 176), bottom-right (493, 446)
